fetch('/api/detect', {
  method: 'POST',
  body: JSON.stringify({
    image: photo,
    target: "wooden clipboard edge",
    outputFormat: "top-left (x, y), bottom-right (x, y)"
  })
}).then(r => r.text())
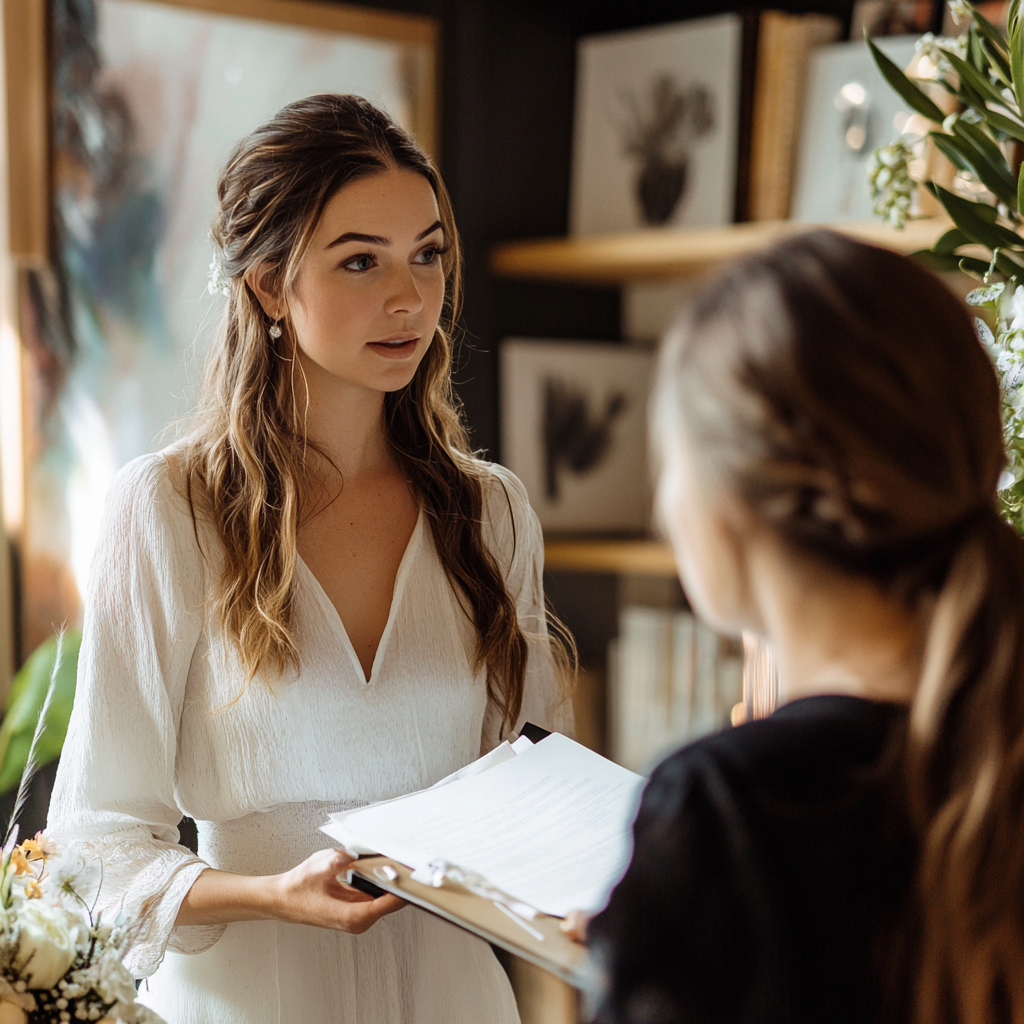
top-left (348, 856), bottom-right (589, 988)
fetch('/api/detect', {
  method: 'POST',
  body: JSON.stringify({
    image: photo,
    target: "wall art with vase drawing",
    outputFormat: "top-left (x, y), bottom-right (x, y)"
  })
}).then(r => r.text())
top-left (569, 15), bottom-right (742, 236)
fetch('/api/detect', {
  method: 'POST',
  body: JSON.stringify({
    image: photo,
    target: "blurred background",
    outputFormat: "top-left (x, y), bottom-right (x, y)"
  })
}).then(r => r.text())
top-left (0, 0), bottom-right (972, 1019)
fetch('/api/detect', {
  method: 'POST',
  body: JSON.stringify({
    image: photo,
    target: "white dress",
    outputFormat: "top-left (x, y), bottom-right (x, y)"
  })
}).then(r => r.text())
top-left (47, 451), bottom-right (569, 1024)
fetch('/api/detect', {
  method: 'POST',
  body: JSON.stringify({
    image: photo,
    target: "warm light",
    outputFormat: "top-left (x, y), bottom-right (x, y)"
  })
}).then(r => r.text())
top-left (0, 319), bottom-right (23, 538)
top-left (845, 124), bottom-right (867, 151)
top-left (64, 391), bottom-right (116, 601)
top-left (838, 81), bottom-right (867, 107)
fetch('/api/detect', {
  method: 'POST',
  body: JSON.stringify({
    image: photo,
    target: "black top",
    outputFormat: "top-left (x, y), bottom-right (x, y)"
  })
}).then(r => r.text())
top-left (588, 695), bottom-right (916, 1024)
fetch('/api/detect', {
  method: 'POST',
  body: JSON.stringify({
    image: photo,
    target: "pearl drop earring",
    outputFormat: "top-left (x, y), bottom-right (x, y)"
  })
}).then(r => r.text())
top-left (269, 320), bottom-right (282, 339)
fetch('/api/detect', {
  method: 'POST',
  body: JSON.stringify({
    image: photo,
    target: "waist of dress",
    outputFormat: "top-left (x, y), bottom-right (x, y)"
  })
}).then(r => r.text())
top-left (196, 799), bottom-right (365, 875)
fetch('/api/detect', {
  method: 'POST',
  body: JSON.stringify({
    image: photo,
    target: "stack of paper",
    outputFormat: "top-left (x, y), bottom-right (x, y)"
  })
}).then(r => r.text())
top-left (322, 733), bottom-right (644, 918)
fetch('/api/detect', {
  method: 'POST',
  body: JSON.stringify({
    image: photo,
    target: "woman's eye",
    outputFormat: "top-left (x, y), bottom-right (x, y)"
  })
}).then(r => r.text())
top-left (415, 245), bottom-right (446, 265)
top-left (343, 253), bottom-right (376, 272)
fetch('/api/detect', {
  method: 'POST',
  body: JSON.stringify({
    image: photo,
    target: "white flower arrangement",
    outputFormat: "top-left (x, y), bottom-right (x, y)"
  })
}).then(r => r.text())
top-left (867, 139), bottom-right (914, 228)
top-left (868, 0), bottom-right (1024, 531)
top-left (965, 279), bottom-right (1024, 519)
top-left (0, 829), bottom-right (163, 1024)
top-left (0, 637), bottom-right (165, 1024)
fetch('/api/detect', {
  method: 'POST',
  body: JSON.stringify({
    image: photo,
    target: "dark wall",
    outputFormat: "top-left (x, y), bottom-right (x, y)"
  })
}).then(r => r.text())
top-left (343, 0), bottom-right (857, 455)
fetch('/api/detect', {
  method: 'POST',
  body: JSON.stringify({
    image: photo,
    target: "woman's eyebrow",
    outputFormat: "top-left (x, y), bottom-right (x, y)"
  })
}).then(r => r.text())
top-left (415, 219), bottom-right (443, 240)
top-left (325, 220), bottom-right (443, 250)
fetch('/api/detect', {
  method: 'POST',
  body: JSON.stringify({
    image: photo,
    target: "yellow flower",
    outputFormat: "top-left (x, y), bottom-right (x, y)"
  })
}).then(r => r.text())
top-left (22, 880), bottom-right (41, 900)
top-left (21, 837), bottom-right (49, 863)
top-left (8, 849), bottom-right (29, 877)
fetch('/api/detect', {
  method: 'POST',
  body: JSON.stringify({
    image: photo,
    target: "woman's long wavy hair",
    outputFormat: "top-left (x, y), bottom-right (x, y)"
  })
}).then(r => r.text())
top-left (656, 230), bottom-right (1024, 1023)
top-left (182, 94), bottom-right (534, 733)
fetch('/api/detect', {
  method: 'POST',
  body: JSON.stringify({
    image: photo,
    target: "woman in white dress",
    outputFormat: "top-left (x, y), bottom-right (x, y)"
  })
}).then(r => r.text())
top-left (47, 94), bottom-right (570, 1024)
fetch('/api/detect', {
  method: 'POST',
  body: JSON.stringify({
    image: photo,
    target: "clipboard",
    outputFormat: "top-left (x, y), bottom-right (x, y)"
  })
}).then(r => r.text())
top-left (347, 855), bottom-right (589, 986)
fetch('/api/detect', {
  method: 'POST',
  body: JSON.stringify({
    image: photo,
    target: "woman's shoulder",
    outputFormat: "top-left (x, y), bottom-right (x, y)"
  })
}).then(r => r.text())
top-left (474, 460), bottom-right (541, 577)
top-left (103, 445), bottom-right (195, 541)
top-left (648, 695), bottom-right (907, 813)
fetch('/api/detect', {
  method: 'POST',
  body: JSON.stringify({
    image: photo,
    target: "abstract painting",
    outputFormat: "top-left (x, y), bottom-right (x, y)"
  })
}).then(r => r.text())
top-left (500, 340), bottom-right (654, 534)
top-left (570, 15), bottom-right (742, 236)
top-left (18, 0), bottom-right (436, 653)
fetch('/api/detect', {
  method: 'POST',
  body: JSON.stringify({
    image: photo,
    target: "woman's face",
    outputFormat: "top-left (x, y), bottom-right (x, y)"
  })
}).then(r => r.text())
top-left (286, 167), bottom-right (446, 395)
top-left (656, 402), bottom-right (752, 635)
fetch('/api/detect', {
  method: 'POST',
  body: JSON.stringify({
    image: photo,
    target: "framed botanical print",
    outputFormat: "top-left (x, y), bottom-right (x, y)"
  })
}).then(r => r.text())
top-left (500, 339), bottom-right (655, 535)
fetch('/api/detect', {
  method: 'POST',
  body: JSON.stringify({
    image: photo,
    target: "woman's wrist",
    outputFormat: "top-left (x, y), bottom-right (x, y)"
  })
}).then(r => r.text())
top-left (176, 868), bottom-right (286, 927)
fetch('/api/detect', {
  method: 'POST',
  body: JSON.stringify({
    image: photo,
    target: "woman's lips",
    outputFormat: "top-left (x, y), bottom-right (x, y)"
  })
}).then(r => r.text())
top-left (368, 337), bottom-right (418, 359)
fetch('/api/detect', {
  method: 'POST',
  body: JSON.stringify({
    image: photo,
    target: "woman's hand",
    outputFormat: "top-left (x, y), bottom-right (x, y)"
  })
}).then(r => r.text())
top-left (176, 849), bottom-right (405, 933)
top-left (270, 848), bottom-right (406, 934)
top-left (560, 909), bottom-right (590, 944)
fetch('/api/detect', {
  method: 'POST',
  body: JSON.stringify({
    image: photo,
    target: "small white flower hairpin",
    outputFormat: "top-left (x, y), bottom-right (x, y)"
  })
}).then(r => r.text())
top-left (207, 248), bottom-right (231, 298)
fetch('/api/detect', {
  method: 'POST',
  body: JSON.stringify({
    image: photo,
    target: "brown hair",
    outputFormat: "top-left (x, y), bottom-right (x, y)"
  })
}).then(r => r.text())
top-left (656, 230), bottom-right (1024, 1023)
top-left (182, 94), bottom-right (530, 733)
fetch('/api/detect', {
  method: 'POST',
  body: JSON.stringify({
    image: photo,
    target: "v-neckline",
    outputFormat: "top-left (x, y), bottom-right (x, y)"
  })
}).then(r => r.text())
top-left (297, 508), bottom-right (424, 686)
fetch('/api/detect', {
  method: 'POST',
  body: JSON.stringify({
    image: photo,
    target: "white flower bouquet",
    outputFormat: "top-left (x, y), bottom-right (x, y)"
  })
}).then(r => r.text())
top-left (0, 830), bottom-right (162, 1024)
top-left (0, 638), bottom-right (163, 1024)
top-left (867, 0), bottom-right (1024, 530)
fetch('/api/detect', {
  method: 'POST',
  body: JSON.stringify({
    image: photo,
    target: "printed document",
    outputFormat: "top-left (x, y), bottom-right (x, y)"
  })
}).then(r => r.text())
top-left (323, 733), bottom-right (644, 917)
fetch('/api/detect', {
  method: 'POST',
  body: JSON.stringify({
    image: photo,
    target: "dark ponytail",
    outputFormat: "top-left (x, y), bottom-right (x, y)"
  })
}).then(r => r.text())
top-left (656, 229), bottom-right (1023, 1023)
top-left (910, 514), bottom-right (1024, 1022)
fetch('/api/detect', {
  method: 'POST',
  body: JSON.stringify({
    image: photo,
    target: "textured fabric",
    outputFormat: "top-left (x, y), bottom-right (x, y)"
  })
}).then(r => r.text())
top-left (589, 696), bottom-right (916, 1024)
top-left (48, 450), bottom-right (570, 1024)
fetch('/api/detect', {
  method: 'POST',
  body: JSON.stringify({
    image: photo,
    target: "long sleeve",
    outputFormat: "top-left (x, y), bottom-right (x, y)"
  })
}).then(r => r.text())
top-left (47, 454), bottom-right (225, 977)
top-left (480, 464), bottom-right (574, 751)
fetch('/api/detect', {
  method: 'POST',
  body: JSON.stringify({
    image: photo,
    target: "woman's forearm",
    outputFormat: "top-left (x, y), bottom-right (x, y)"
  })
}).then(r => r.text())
top-left (175, 868), bottom-right (283, 927)
top-left (174, 850), bottom-right (405, 933)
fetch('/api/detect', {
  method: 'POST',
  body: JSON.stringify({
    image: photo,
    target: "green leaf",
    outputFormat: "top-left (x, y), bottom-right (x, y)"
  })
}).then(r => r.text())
top-left (979, 107), bottom-right (1024, 143)
top-left (968, 24), bottom-right (988, 73)
top-left (961, 255), bottom-right (1000, 279)
top-left (934, 227), bottom-right (973, 252)
top-left (943, 48), bottom-right (1013, 109)
top-left (952, 120), bottom-right (1019, 205)
top-left (868, 37), bottom-right (946, 122)
top-left (913, 250), bottom-right (970, 272)
top-left (1011, 1), bottom-right (1024, 120)
top-left (929, 131), bottom-right (1015, 210)
top-left (0, 632), bottom-right (80, 794)
top-left (980, 37), bottom-right (1012, 86)
top-left (934, 183), bottom-right (1024, 249)
top-left (995, 249), bottom-right (1024, 278)
top-left (1017, 159), bottom-right (1024, 214)
top-left (973, 3), bottom-right (1010, 55)
top-left (931, 131), bottom-right (975, 173)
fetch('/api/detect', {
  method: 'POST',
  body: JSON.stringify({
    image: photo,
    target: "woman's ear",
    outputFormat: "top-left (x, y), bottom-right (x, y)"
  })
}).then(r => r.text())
top-left (243, 263), bottom-right (284, 320)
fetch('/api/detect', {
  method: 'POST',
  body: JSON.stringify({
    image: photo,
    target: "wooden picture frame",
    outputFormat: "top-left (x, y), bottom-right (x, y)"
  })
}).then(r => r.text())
top-left (1, 0), bottom-right (439, 663)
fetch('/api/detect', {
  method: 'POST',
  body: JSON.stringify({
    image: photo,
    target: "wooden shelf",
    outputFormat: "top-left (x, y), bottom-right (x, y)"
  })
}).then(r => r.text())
top-left (544, 538), bottom-right (677, 576)
top-left (491, 217), bottom-right (950, 285)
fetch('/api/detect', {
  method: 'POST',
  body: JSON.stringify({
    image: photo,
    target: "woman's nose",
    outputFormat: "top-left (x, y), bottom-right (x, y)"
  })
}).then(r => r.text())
top-left (384, 266), bottom-right (424, 315)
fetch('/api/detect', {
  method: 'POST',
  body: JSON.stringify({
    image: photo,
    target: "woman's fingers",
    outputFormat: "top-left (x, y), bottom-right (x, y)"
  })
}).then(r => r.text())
top-left (332, 892), bottom-right (407, 934)
top-left (560, 909), bottom-right (589, 943)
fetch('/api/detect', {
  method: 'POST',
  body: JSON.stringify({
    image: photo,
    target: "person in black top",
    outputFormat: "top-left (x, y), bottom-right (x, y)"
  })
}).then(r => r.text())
top-left (585, 231), bottom-right (1024, 1024)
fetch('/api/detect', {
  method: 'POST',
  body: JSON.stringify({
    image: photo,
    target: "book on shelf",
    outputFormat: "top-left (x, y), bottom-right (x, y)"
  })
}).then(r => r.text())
top-left (747, 10), bottom-right (842, 222)
top-left (610, 605), bottom-right (743, 773)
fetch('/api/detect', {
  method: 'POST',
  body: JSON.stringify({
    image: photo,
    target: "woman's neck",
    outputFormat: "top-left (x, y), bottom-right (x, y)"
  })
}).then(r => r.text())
top-left (298, 352), bottom-right (393, 479)
top-left (746, 541), bottom-right (924, 706)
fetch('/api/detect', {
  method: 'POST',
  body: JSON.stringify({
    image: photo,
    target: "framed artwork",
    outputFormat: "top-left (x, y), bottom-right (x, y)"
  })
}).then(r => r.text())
top-left (9, 0), bottom-right (437, 656)
top-left (500, 340), bottom-right (655, 535)
top-left (849, 0), bottom-right (938, 40)
top-left (570, 15), bottom-right (742, 237)
top-left (790, 36), bottom-right (918, 223)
